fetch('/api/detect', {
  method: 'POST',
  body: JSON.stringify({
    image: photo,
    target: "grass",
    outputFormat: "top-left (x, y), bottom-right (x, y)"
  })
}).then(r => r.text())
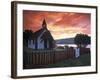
top-left (47, 53), bottom-right (91, 68)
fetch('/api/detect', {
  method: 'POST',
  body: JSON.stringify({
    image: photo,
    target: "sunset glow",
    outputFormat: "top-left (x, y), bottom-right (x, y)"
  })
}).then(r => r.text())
top-left (23, 10), bottom-right (91, 40)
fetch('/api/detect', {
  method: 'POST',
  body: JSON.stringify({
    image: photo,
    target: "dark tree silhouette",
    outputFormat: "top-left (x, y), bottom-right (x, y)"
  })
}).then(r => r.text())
top-left (23, 30), bottom-right (34, 46)
top-left (74, 33), bottom-right (90, 48)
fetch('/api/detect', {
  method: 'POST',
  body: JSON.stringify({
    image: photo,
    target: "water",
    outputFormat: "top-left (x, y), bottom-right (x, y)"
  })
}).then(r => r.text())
top-left (56, 44), bottom-right (90, 48)
top-left (56, 44), bottom-right (77, 47)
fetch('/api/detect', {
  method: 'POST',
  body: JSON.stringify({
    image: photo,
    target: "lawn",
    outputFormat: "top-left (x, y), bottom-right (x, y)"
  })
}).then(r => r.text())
top-left (47, 53), bottom-right (91, 68)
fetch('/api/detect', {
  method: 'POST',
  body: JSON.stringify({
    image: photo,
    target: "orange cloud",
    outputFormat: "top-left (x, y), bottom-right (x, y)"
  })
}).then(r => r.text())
top-left (23, 10), bottom-right (91, 39)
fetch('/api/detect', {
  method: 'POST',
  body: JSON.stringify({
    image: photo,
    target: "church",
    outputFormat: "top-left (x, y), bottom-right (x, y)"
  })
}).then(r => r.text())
top-left (27, 19), bottom-right (56, 50)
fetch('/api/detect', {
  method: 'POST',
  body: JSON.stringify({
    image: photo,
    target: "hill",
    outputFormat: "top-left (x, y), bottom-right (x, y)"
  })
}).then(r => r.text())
top-left (55, 38), bottom-right (74, 44)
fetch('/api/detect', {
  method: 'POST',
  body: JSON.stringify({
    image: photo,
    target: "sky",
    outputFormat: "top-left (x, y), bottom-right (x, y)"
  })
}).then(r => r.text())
top-left (23, 10), bottom-right (91, 40)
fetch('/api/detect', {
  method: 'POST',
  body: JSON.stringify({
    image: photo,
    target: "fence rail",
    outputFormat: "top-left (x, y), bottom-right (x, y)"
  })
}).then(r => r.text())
top-left (23, 47), bottom-right (90, 69)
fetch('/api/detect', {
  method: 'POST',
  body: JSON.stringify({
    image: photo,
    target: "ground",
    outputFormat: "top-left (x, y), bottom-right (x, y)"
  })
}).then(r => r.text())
top-left (46, 53), bottom-right (91, 68)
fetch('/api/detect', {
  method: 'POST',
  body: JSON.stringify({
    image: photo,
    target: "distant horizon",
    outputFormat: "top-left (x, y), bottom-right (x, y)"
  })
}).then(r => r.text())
top-left (55, 35), bottom-right (91, 40)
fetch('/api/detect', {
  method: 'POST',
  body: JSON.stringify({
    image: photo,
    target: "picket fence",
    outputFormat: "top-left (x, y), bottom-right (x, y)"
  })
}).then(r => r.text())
top-left (23, 47), bottom-right (90, 69)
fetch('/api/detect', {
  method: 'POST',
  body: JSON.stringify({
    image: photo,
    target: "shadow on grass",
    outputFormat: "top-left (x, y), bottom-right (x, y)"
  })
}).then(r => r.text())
top-left (47, 53), bottom-right (91, 68)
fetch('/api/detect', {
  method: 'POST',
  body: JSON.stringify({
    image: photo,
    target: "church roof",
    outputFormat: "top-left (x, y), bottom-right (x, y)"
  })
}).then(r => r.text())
top-left (33, 28), bottom-right (44, 38)
top-left (33, 27), bottom-right (54, 41)
top-left (40, 30), bottom-right (54, 41)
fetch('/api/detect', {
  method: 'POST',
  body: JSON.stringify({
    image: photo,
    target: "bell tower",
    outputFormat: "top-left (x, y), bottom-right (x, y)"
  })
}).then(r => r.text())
top-left (42, 19), bottom-right (47, 29)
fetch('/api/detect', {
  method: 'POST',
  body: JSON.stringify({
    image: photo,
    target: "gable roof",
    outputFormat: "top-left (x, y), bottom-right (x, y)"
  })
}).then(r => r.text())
top-left (32, 27), bottom-right (54, 43)
top-left (33, 28), bottom-right (45, 38)
top-left (41, 30), bottom-right (54, 41)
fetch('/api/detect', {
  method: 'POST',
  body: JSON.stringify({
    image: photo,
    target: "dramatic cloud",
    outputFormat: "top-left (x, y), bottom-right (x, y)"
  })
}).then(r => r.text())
top-left (23, 10), bottom-right (91, 40)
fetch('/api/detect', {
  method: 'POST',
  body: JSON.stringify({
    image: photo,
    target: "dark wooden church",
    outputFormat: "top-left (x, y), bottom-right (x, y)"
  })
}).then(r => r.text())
top-left (28, 19), bottom-right (55, 49)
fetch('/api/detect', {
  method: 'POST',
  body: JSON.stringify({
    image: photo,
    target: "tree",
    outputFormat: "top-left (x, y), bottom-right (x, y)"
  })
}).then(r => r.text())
top-left (74, 33), bottom-right (90, 48)
top-left (23, 30), bottom-right (34, 46)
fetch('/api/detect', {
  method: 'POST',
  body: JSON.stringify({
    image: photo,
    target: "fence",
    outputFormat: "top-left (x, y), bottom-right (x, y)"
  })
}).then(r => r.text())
top-left (23, 47), bottom-right (90, 69)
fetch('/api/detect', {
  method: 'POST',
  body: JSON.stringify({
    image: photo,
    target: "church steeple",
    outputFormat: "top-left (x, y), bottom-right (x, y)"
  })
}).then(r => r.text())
top-left (42, 19), bottom-right (47, 28)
